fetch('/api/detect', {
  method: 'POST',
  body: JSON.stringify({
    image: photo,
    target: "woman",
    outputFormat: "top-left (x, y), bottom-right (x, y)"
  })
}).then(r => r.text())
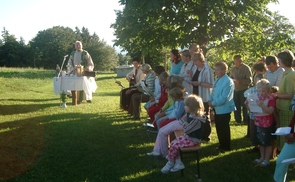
top-left (128, 64), bottom-right (156, 120)
top-left (208, 62), bottom-right (235, 152)
top-left (120, 57), bottom-right (145, 110)
top-left (273, 50), bottom-right (295, 150)
top-left (169, 49), bottom-right (184, 75)
top-left (189, 52), bottom-right (214, 142)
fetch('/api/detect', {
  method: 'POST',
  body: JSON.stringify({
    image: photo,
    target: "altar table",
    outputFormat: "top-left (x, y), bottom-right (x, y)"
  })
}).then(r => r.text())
top-left (53, 76), bottom-right (97, 102)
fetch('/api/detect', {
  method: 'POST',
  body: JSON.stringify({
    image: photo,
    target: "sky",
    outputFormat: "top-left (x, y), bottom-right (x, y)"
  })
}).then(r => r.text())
top-left (0, 0), bottom-right (294, 47)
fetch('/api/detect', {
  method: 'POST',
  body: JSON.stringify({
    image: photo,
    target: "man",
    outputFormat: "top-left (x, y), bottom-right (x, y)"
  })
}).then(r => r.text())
top-left (120, 57), bottom-right (145, 111)
top-left (68, 41), bottom-right (94, 104)
top-left (230, 55), bottom-right (252, 124)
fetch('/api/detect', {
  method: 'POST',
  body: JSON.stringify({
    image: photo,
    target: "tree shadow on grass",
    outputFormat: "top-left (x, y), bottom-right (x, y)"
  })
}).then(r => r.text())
top-left (0, 102), bottom-right (58, 116)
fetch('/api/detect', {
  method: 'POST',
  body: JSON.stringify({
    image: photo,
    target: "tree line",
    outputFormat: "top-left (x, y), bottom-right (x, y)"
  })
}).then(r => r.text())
top-left (0, 26), bottom-right (126, 71)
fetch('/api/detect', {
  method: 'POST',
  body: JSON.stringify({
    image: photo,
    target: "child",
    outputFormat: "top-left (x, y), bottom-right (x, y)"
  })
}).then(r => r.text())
top-left (251, 79), bottom-right (275, 167)
top-left (161, 94), bottom-right (206, 173)
top-left (154, 87), bottom-right (185, 130)
top-left (270, 86), bottom-right (279, 158)
top-left (146, 87), bottom-right (185, 157)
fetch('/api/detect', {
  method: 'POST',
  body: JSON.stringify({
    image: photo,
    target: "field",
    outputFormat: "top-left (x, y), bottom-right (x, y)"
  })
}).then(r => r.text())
top-left (0, 67), bottom-right (293, 182)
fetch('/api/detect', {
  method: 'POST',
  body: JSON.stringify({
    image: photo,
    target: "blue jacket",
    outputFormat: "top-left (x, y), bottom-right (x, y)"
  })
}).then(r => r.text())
top-left (209, 74), bottom-right (236, 114)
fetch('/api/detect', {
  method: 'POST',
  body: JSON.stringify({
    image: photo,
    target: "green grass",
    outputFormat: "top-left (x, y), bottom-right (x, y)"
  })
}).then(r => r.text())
top-left (0, 67), bottom-right (294, 182)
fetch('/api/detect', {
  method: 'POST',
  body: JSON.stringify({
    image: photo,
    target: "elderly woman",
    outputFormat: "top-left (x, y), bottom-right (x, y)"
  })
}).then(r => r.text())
top-left (189, 52), bottom-right (214, 142)
top-left (128, 64), bottom-right (156, 120)
top-left (208, 62), bottom-right (235, 153)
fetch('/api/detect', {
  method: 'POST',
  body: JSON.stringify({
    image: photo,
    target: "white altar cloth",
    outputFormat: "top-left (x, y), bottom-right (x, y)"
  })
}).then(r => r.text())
top-left (53, 76), bottom-right (97, 100)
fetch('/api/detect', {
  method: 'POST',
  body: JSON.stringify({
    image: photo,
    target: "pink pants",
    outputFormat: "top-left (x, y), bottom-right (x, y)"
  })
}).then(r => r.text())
top-left (153, 120), bottom-right (183, 156)
top-left (166, 135), bottom-right (198, 161)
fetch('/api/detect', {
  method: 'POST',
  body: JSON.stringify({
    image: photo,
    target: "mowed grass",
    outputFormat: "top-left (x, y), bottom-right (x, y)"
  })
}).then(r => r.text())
top-left (0, 67), bottom-right (294, 182)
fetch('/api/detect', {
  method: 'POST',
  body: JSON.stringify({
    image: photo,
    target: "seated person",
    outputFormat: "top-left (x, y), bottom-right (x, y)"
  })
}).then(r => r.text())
top-left (146, 72), bottom-right (169, 124)
top-left (120, 57), bottom-right (145, 110)
top-left (144, 66), bottom-right (166, 110)
top-left (161, 94), bottom-right (206, 173)
top-left (154, 87), bottom-right (185, 130)
top-left (128, 64), bottom-right (156, 120)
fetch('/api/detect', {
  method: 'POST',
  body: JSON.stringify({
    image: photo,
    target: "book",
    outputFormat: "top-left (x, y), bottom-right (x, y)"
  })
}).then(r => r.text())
top-left (135, 81), bottom-right (155, 97)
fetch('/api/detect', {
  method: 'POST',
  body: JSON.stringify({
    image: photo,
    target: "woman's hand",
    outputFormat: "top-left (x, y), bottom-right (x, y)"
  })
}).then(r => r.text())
top-left (285, 133), bottom-right (295, 144)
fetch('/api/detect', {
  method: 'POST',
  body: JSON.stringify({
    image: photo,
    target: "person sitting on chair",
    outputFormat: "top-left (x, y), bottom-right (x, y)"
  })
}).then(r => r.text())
top-left (120, 57), bottom-right (145, 110)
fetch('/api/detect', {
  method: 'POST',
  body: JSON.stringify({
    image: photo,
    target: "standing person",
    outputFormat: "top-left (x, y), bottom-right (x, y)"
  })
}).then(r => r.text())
top-left (273, 112), bottom-right (295, 182)
top-left (128, 64), bottom-right (156, 120)
top-left (188, 52), bottom-right (214, 142)
top-left (169, 49), bottom-right (184, 75)
top-left (265, 55), bottom-right (284, 87)
top-left (68, 41), bottom-right (94, 104)
top-left (178, 50), bottom-right (196, 94)
top-left (251, 79), bottom-right (275, 167)
top-left (272, 50), bottom-right (295, 150)
top-left (161, 94), bottom-right (206, 173)
top-left (120, 57), bottom-right (145, 111)
top-left (230, 55), bottom-right (252, 124)
top-left (209, 62), bottom-right (235, 153)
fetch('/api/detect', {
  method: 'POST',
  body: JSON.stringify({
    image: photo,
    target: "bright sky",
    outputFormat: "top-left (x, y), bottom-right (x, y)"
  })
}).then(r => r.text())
top-left (0, 0), bottom-right (294, 47)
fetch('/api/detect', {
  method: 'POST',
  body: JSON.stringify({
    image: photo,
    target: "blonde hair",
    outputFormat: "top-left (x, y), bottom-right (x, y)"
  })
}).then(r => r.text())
top-left (256, 79), bottom-right (271, 92)
top-left (181, 50), bottom-right (191, 58)
top-left (141, 64), bottom-right (152, 72)
top-left (185, 94), bottom-right (204, 116)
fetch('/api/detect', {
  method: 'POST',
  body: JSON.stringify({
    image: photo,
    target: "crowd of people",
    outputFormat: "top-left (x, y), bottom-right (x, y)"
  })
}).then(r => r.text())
top-left (118, 45), bottom-right (295, 181)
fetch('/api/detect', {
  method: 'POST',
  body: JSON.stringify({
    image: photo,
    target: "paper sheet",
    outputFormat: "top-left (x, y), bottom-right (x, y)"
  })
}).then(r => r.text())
top-left (247, 94), bottom-right (263, 113)
top-left (272, 127), bottom-right (291, 136)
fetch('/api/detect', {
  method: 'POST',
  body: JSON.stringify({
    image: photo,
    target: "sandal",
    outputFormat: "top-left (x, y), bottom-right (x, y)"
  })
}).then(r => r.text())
top-left (253, 158), bottom-right (263, 164)
top-left (259, 160), bottom-right (270, 167)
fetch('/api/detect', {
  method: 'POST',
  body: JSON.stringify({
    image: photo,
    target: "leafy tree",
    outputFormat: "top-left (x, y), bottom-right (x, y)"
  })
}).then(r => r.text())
top-left (0, 28), bottom-right (29, 67)
top-left (111, 0), bottom-right (295, 64)
top-left (29, 26), bottom-right (77, 69)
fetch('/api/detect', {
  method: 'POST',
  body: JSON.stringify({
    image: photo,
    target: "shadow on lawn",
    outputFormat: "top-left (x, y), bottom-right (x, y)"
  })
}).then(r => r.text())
top-left (1, 110), bottom-right (279, 182)
top-left (0, 100), bottom-right (58, 115)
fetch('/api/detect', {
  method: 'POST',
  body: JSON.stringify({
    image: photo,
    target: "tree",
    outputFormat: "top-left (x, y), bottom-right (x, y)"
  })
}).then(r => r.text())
top-left (29, 26), bottom-right (77, 69)
top-left (0, 28), bottom-right (29, 67)
top-left (111, 0), bottom-right (286, 58)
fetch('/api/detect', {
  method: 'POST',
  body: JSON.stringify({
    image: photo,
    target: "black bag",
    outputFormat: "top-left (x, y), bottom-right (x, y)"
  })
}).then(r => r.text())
top-left (84, 71), bottom-right (96, 77)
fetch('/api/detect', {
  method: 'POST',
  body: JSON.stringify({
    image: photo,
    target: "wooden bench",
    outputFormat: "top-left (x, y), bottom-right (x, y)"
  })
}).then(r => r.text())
top-left (174, 130), bottom-right (202, 181)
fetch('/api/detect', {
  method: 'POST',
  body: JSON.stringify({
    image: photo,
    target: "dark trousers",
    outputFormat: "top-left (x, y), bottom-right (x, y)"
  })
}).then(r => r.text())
top-left (215, 113), bottom-right (231, 151)
top-left (120, 88), bottom-right (140, 111)
top-left (202, 102), bottom-right (212, 141)
top-left (233, 90), bottom-right (249, 123)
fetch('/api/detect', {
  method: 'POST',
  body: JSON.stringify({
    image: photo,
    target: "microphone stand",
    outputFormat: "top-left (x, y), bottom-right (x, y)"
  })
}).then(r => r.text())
top-left (56, 55), bottom-right (68, 108)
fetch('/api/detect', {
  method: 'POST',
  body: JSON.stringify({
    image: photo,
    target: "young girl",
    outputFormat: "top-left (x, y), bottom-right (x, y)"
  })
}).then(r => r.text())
top-left (146, 87), bottom-right (186, 157)
top-left (161, 94), bottom-right (206, 173)
top-left (252, 79), bottom-right (275, 167)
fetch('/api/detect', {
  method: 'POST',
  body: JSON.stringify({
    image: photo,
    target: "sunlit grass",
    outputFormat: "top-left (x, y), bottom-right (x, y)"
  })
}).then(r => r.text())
top-left (1, 67), bottom-right (294, 182)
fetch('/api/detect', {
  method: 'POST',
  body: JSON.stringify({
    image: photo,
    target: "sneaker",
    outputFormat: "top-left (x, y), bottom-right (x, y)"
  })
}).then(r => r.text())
top-left (143, 123), bottom-right (154, 128)
top-left (146, 151), bottom-right (160, 156)
top-left (170, 163), bottom-right (185, 172)
top-left (259, 160), bottom-right (270, 167)
top-left (254, 158), bottom-right (263, 164)
top-left (161, 161), bottom-right (174, 174)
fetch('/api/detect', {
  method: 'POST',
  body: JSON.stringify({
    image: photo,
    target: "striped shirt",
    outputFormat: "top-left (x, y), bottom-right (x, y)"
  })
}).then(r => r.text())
top-left (265, 67), bottom-right (284, 86)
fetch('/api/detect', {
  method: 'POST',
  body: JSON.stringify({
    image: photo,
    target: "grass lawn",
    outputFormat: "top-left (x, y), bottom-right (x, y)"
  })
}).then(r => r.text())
top-left (0, 67), bottom-right (294, 182)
